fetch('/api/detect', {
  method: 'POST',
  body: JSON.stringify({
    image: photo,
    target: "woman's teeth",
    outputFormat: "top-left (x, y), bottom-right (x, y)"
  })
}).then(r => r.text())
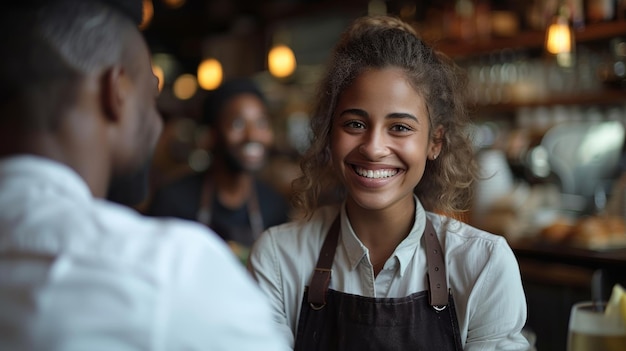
top-left (354, 167), bottom-right (398, 179)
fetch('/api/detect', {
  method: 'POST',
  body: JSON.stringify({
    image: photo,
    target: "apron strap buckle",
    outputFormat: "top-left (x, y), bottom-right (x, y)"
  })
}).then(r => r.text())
top-left (307, 218), bottom-right (341, 308)
top-left (309, 302), bottom-right (326, 310)
top-left (308, 268), bottom-right (332, 307)
top-left (432, 304), bottom-right (448, 312)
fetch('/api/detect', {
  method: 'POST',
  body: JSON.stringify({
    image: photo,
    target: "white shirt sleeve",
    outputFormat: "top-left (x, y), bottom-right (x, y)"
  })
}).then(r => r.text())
top-left (463, 237), bottom-right (529, 351)
top-left (247, 226), bottom-right (296, 349)
top-left (163, 222), bottom-right (290, 351)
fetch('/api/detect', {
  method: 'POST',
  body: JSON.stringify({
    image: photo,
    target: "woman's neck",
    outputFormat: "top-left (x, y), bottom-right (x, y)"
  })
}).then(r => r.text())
top-left (345, 196), bottom-right (416, 274)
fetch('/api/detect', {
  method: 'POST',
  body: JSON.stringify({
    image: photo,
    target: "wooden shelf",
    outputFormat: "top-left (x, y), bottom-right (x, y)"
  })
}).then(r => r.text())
top-left (511, 238), bottom-right (626, 270)
top-left (435, 20), bottom-right (626, 59)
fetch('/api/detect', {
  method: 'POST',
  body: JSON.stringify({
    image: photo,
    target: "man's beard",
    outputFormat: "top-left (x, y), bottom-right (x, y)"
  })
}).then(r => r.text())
top-left (106, 159), bottom-right (152, 207)
top-left (222, 142), bottom-right (267, 174)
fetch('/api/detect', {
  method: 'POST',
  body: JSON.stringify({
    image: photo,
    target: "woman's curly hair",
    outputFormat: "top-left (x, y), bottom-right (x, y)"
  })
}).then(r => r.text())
top-left (291, 15), bottom-right (478, 219)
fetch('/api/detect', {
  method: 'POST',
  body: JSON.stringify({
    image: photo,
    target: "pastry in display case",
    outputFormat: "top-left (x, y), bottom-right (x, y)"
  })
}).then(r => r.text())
top-left (540, 215), bottom-right (626, 250)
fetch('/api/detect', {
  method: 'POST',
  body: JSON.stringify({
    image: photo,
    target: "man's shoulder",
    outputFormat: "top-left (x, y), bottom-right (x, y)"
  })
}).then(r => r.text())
top-left (1, 199), bottom-right (284, 350)
top-left (93, 200), bottom-right (233, 268)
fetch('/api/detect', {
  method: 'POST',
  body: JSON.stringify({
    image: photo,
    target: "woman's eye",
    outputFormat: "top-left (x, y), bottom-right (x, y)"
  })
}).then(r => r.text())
top-left (391, 124), bottom-right (412, 132)
top-left (345, 120), bottom-right (365, 129)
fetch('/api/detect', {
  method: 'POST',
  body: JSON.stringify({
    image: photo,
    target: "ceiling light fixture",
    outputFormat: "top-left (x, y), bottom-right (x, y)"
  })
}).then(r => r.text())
top-left (545, 2), bottom-right (575, 67)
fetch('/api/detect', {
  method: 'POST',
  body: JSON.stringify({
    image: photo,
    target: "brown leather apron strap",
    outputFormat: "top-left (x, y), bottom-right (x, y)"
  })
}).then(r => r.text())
top-left (424, 219), bottom-right (449, 308)
top-left (307, 216), bottom-right (340, 308)
top-left (308, 215), bottom-right (448, 309)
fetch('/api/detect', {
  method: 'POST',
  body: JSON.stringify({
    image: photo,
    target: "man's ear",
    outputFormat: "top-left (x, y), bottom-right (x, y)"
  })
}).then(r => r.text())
top-left (100, 66), bottom-right (126, 122)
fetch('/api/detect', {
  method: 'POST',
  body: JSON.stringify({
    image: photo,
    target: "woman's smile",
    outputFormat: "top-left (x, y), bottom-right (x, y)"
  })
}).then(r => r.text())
top-left (346, 162), bottom-right (406, 190)
top-left (353, 165), bottom-right (399, 179)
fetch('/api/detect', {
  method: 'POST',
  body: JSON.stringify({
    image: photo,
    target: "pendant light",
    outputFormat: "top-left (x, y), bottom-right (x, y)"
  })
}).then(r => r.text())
top-left (545, 2), bottom-right (575, 67)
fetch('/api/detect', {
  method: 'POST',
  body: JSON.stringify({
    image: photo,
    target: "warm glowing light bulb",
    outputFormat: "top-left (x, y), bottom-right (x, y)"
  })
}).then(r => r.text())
top-left (173, 74), bottom-right (197, 100)
top-left (268, 44), bottom-right (296, 78)
top-left (545, 8), bottom-right (575, 68)
top-left (152, 64), bottom-right (165, 92)
top-left (197, 58), bottom-right (223, 90)
top-left (546, 21), bottom-right (572, 54)
top-left (162, 0), bottom-right (186, 9)
top-left (139, 0), bottom-right (154, 30)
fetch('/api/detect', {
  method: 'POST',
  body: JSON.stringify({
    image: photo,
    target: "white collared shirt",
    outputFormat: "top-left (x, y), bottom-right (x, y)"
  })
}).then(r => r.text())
top-left (0, 155), bottom-right (287, 351)
top-left (248, 200), bottom-right (530, 350)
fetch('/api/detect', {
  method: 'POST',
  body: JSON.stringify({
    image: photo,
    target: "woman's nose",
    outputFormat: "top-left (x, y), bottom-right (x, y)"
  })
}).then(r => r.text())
top-left (358, 131), bottom-right (389, 160)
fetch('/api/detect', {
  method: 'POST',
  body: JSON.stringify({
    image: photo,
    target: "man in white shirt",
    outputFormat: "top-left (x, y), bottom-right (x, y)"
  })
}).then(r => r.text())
top-left (0, 1), bottom-right (286, 350)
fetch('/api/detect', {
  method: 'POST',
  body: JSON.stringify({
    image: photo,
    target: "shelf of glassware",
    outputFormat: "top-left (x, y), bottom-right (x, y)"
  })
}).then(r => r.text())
top-left (473, 89), bottom-right (626, 116)
top-left (454, 23), bottom-right (626, 117)
top-left (436, 20), bottom-right (626, 59)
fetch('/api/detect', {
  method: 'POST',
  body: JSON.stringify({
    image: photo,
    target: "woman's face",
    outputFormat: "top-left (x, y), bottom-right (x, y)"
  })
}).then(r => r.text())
top-left (330, 67), bottom-right (440, 213)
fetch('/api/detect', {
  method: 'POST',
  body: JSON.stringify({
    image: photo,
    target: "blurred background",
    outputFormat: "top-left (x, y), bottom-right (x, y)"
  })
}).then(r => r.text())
top-left (137, 1), bottom-right (626, 350)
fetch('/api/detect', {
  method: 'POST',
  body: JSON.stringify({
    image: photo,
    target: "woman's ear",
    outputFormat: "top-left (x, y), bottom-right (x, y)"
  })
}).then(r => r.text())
top-left (100, 65), bottom-right (126, 122)
top-left (429, 125), bottom-right (444, 160)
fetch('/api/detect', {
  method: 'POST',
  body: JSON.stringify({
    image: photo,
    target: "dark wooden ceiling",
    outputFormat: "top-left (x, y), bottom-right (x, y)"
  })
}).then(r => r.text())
top-left (140, 0), bottom-right (439, 73)
top-left (142, 0), bottom-right (374, 66)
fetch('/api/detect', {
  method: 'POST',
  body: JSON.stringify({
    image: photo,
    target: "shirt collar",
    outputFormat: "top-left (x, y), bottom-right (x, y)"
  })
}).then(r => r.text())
top-left (0, 155), bottom-right (93, 204)
top-left (338, 195), bottom-right (427, 276)
top-left (338, 204), bottom-right (367, 271)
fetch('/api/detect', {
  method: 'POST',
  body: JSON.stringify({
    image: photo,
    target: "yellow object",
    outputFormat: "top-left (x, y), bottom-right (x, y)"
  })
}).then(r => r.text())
top-left (605, 283), bottom-right (626, 325)
top-left (139, 0), bottom-right (153, 30)
top-left (545, 4), bottom-right (575, 67)
top-left (268, 44), bottom-right (296, 78)
top-left (546, 20), bottom-right (572, 54)
top-left (172, 74), bottom-right (197, 100)
top-left (621, 292), bottom-right (626, 325)
top-left (197, 58), bottom-right (223, 90)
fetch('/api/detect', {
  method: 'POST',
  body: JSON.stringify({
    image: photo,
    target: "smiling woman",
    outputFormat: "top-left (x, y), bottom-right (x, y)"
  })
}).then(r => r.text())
top-left (247, 14), bottom-right (531, 351)
top-left (330, 67), bottom-right (436, 214)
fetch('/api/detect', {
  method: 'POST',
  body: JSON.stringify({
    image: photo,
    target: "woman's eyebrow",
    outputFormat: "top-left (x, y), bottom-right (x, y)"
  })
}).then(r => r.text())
top-left (338, 108), bottom-right (368, 118)
top-left (387, 112), bottom-right (419, 123)
top-left (338, 109), bottom-right (420, 124)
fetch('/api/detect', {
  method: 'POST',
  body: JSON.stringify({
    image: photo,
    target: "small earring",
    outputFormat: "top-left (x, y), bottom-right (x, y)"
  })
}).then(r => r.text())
top-left (432, 154), bottom-right (438, 160)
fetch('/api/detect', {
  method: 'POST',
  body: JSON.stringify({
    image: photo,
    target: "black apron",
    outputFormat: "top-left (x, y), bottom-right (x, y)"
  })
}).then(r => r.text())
top-left (294, 217), bottom-right (464, 351)
top-left (196, 174), bottom-right (263, 263)
top-left (196, 174), bottom-right (264, 241)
